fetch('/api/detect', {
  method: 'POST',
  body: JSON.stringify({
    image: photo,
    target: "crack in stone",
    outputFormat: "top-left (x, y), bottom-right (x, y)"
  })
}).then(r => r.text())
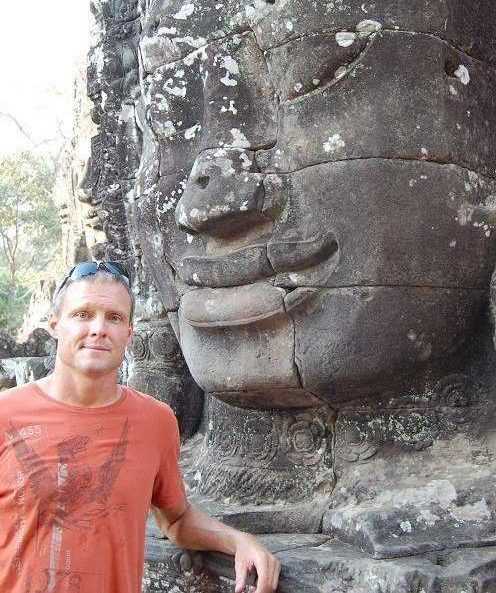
top-left (263, 244), bottom-right (277, 277)
top-left (262, 27), bottom-right (491, 68)
top-left (105, 14), bottom-right (141, 27)
top-left (135, 154), bottom-right (496, 193)
top-left (282, 31), bottom-right (377, 105)
top-left (249, 25), bottom-right (282, 148)
top-left (275, 283), bottom-right (487, 291)
top-left (262, 23), bottom-right (370, 51)
top-left (329, 410), bottom-right (338, 503)
top-left (339, 403), bottom-right (485, 413)
top-left (141, 27), bottom-right (254, 75)
top-left (280, 293), bottom-right (304, 390)
top-left (93, 17), bottom-right (142, 47)
top-left (261, 156), bottom-right (496, 182)
top-left (270, 539), bottom-right (332, 555)
top-left (149, 142), bottom-right (275, 183)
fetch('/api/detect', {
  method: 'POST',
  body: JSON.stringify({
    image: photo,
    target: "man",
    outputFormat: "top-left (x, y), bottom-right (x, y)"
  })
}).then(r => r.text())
top-left (0, 261), bottom-right (280, 593)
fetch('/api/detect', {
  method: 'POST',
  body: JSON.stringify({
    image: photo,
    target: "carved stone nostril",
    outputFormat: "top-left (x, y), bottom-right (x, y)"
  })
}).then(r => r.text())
top-left (196, 176), bottom-right (210, 189)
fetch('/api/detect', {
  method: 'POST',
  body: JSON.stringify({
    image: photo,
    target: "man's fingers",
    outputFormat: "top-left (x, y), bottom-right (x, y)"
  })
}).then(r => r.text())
top-left (272, 558), bottom-right (281, 591)
top-left (234, 538), bottom-right (280, 593)
top-left (254, 554), bottom-right (280, 593)
top-left (254, 562), bottom-right (270, 593)
top-left (234, 557), bottom-right (249, 593)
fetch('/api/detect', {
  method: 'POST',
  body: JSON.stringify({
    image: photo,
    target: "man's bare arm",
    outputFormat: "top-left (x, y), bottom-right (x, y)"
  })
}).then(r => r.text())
top-left (152, 502), bottom-right (280, 593)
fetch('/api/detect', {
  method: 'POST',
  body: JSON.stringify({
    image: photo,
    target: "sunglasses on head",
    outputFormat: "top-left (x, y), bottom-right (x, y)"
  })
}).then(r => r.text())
top-left (55, 261), bottom-right (130, 297)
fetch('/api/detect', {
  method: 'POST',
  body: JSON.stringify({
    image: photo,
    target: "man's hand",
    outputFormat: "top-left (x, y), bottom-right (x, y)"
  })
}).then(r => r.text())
top-left (154, 503), bottom-right (281, 592)
top-left (234, 533), bottom-right (281, 593)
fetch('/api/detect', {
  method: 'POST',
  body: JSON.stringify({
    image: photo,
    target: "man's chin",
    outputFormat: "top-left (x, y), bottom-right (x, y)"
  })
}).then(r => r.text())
top-left (73, 361), bottom-right (121, 378)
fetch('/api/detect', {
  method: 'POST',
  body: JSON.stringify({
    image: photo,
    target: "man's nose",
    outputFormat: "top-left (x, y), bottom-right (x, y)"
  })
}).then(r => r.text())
top-left (175, 148), bottom-right (267, 235)
top-left (89, 316), bottom-right (108, 336)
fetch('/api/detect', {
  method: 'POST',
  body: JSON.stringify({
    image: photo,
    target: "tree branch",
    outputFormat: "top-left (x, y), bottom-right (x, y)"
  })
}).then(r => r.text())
top-left (0, 112), bottom-right (35, 146)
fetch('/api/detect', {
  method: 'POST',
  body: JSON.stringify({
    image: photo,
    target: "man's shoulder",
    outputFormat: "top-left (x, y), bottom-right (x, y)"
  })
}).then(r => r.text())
top-left (0, 384), bottom-right (39, 429)
top-left (0, 382), bottom-right (38, 403)
top-left (123, 385), bottom-right (177, 422)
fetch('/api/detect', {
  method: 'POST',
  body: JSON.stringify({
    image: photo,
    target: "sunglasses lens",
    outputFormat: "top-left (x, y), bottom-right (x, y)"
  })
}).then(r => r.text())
top-left (55, 261), bottom-right (129, 294)
top-left (104, 261), bottom-right (129, 281)
top-left (55, 262), bottom-right (130, 298)
top-left (71, 262), bottom-right (99, 279)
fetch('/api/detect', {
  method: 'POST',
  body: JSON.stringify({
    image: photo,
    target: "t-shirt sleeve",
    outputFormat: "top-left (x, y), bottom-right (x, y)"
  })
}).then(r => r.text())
top-left (151, 408), bottom-right (187, 512)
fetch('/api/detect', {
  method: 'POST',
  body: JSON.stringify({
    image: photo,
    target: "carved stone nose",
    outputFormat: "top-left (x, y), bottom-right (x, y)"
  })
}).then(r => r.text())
top-left (175, 148), bottom-right (265, 235)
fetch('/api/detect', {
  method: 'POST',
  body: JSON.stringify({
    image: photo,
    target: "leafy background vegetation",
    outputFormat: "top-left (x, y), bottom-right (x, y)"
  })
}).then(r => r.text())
top-left (0, 151), bottom-right (60, 334)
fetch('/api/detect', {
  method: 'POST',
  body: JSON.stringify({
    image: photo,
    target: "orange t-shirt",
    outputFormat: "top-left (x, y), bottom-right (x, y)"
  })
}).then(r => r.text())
top-left (0, 383), bottom-right (186, 593)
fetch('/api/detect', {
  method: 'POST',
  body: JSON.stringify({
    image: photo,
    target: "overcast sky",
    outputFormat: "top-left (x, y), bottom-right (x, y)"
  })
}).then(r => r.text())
top-left (0, 0), bottom-right (90, 155)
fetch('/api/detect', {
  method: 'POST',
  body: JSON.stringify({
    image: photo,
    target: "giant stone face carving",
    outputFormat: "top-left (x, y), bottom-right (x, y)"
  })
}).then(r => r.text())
top-left (136, 0), bottom-right (496, 409)
top-left (121, 0), bottom-right (496, 585)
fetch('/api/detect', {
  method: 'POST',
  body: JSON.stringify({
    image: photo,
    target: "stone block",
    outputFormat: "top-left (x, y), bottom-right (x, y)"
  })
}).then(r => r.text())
top-left (259, 32), bottom-right (496, 177)
top-left (148, 33), bottom-right (277, 177)
top-left (174, 148), bottom-right (265, 235)
top-left (253, 0), bottom-right (496, 64)
top-left (144, 534), bottom-right (496, 593)
top-left (264, 160), bottom-right (496, 289)
top-left (290, 287), bottom-right (484, 400)
top-left (127, 319), bottom-right (204, 439)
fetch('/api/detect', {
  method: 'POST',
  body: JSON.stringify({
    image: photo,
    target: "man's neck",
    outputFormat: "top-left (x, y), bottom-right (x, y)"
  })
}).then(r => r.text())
top-left (38, 366), bottom-right (122, 408)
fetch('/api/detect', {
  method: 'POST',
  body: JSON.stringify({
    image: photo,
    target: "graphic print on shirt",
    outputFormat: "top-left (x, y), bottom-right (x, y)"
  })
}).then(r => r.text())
top-left (5, 419), bottom-right (129, 593)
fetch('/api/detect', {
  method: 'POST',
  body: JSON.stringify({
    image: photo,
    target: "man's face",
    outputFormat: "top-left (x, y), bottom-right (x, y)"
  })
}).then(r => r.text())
top-left (135, 1), bottom-right (496, 407)
top-left (50, 279), bottom-right (133, 378)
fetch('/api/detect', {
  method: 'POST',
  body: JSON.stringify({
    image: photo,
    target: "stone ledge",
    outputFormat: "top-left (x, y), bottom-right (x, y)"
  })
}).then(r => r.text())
top-left (144, 534), bottom-right (496, 593)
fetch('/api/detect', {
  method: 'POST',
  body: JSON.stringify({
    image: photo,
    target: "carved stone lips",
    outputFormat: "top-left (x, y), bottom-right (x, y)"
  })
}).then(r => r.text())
top-left (180, 282), bottom-right (317, 328)
top-left (177, 233), bottom-right (338, 288)
top-left (177, 234), bottom-right (338, 327)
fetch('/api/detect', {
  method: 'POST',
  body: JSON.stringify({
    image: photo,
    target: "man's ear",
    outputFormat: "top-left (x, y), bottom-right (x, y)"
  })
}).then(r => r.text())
top-left (47, 314), bottom-right (59, 339)
top-left (126, 323), bottom-right (134, 346)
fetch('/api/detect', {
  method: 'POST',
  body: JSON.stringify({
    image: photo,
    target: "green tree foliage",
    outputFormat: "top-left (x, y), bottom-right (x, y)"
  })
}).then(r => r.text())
top-left (0, 270), bottom-right (30, 332)
top-left (0, 151), bottom-right (60, 332)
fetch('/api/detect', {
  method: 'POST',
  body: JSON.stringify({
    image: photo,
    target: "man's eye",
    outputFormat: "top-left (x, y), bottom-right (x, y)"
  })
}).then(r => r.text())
top-left (110, 314), bottom-right (123, 323)
top-left (74, 311), bottom-right (89, 319)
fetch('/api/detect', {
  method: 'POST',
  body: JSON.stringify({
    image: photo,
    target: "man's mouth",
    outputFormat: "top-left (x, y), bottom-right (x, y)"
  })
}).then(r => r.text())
top-left (81, 345), bottom-right (111, 351)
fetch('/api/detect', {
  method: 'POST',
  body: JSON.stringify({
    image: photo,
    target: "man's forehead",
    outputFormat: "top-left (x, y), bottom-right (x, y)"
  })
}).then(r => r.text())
top-left (61, 279), bottom-right (132, 312)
